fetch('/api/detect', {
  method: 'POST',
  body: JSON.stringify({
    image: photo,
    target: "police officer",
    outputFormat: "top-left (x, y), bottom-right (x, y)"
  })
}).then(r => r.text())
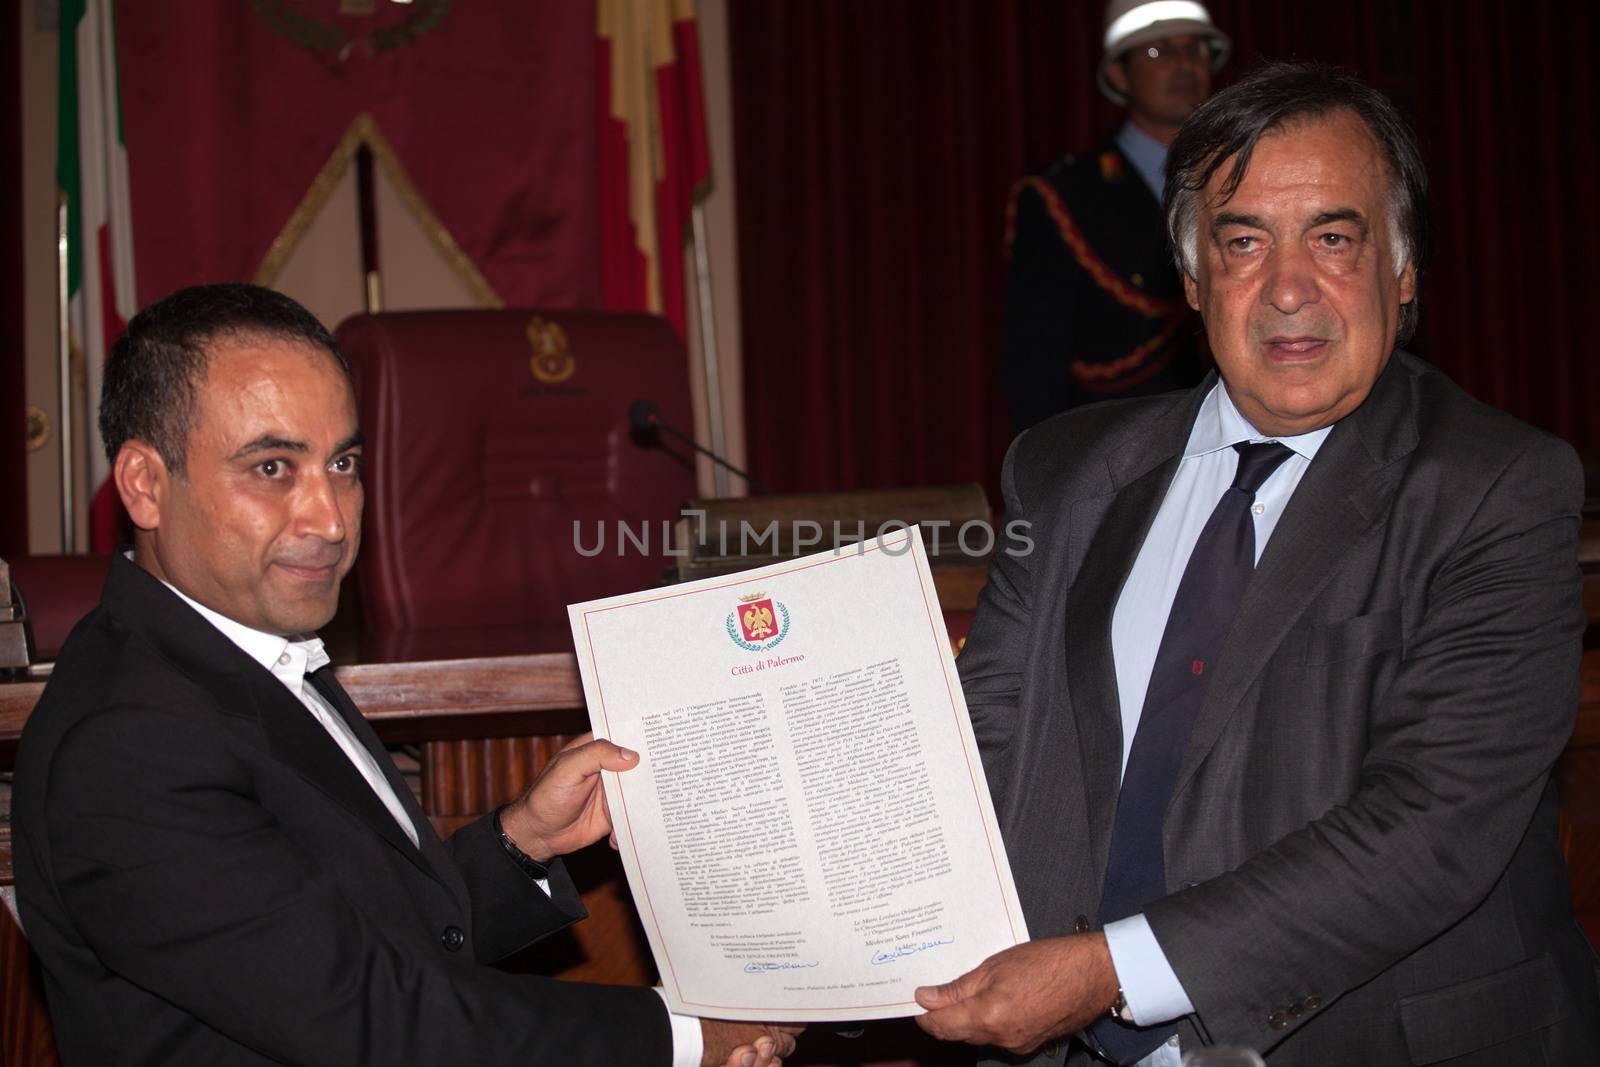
top-left (1001, 0), bottom-right (1231, 434)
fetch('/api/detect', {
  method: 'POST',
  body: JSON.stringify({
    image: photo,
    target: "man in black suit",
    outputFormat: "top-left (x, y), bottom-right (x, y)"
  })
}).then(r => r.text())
top-left (919, 65), bottom-right (1600, 1065)
top-left (13, 284), bottom-right (798, 1066)
top-left (1000, 0), bottom-right (1230, 435)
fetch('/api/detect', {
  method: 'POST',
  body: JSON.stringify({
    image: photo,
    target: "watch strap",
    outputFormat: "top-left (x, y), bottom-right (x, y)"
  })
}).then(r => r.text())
top-left (492, 807), bottom-right (551, 881)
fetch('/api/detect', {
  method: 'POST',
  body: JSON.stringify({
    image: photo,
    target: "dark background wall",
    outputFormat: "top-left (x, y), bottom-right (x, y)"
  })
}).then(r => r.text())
top-left (0, 0), bottom-right (23, 554)
top-left (731, 0), bottom-right (1599, 501)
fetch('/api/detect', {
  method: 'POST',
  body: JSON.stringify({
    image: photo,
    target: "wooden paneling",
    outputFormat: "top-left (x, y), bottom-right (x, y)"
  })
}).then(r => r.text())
top-left (420, 731), bottom-right (657, 988)
top-left (423, 735), bottom-right (565, 817)
top-left (0, 897), bottom-right (57, 1067)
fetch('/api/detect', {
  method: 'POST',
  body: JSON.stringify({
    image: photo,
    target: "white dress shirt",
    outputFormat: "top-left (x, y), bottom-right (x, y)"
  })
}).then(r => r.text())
top-left (1100, 384), bottom-right (1332, 1066)
top-left (163, 580), bottom-right (704, 1065)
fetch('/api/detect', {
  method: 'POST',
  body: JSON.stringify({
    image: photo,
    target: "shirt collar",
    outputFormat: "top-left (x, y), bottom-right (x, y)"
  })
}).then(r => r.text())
top-left (1184, 381), bottom-right (1335, 463)
top-left (1114, 120), bottom-right (1168, 203)
top-left (158, 575), bottom-right (330, 690)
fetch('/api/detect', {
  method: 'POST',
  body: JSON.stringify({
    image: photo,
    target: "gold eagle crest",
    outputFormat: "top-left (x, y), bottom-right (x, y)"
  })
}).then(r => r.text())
top-left (742, 604), bottom-right (775, 639)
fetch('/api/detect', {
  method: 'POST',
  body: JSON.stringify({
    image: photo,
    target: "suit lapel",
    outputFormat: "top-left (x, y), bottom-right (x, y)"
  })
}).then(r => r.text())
top-left (254, 671), bottom-right (452, 890)
top-left (307, 669), bottom-right (466, 902)
top-left (100, 556), bottom-right (461, 895)
top-left (1169, 357), bottom-right (1417, 807)
top-left (1061, 383), bottom-right (1207, 885)
top-left (1065, 458), bottom-right (1178, 884)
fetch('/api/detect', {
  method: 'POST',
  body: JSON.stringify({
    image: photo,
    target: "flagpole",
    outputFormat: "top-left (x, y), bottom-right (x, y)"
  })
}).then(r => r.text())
top-left (691, 202), bottom-right (730, 498)
top-left (356, 143), bottom-right (383, 313)
top-left (56, 194), bottom-right (77, 553)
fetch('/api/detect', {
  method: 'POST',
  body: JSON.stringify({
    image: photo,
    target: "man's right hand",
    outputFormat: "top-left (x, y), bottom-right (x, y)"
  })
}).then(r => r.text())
top-left (700, 1020), bottom-right (803, 1067)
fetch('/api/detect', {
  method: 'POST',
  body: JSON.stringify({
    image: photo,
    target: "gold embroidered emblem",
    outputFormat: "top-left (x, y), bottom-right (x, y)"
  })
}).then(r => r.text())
top-left (250, 0), bottom-right (452, 56)
top-left (527, 317), bottom-right (575, 383)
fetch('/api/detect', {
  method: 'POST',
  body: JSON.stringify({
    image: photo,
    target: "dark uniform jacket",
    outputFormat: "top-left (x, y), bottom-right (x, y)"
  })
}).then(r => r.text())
top-left (1001, 135), bottom-right (1206, 436)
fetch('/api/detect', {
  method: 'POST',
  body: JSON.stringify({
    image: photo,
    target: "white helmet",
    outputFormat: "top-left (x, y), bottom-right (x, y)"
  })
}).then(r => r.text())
top-left (1098, 0), bottom-right (1232, 104)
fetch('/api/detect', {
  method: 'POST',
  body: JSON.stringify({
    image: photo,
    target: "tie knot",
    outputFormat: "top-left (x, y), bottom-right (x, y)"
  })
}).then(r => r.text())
top-left (1231, 441), bottom-right (1293, 495)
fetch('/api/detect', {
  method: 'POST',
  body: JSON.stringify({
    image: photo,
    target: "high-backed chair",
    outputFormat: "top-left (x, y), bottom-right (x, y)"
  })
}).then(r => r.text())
top-left (335, 309), bottom-right (698, 987)
top-left (337, 309), bottom-right (698, 634)
top-left (336, 307), bottom-right (696, 816)
top-left (7, 554), bottom-right (114, 662)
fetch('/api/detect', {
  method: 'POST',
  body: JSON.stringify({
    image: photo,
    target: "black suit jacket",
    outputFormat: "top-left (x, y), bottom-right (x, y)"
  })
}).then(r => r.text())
top-left (959, 353), bottom-right (1600, 1064)
top-left (13, 555), bottom-right (671, 1065)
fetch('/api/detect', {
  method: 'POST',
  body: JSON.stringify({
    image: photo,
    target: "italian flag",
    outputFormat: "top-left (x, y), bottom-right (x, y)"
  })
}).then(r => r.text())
top-left (58, 0), bottom-right (136, 501)
top-left (596, 0), bottom-right (711, 341)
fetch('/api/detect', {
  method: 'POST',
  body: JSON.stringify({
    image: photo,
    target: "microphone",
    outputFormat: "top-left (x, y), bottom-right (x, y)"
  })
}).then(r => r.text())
top-left (629, 399), bottom-right (774, 495)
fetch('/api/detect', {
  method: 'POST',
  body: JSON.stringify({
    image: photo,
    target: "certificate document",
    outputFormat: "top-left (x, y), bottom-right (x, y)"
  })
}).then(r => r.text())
top-left (567, 528), bottom-right (1028, 1021)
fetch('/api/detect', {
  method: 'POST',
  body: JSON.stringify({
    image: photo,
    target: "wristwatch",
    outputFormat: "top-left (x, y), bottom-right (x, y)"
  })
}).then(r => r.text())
top-left (1110, 988), bottom-right (1136, 1023)
top-left (492, 807), bottom-right (551, 881)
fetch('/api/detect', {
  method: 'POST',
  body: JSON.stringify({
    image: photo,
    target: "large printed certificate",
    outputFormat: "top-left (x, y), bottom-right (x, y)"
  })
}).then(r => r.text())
top-left (567, 528), bottom-right (1028, 1021)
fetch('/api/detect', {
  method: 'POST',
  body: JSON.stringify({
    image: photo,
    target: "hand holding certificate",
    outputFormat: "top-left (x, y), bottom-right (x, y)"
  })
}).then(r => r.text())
top-left (567, 528), bottom-right (1028, 1022)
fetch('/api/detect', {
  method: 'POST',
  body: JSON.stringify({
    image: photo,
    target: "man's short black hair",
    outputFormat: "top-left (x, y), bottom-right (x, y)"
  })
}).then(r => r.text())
top-left (1164, 62), bottom-right (1429, 344)
top-left (99, 283), bottom-right (346, 475)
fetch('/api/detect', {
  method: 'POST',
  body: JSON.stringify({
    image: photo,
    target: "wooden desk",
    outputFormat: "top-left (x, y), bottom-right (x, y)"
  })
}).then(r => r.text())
top-left (0, 612), bottom-right (582, 741)
top-left (1, 652), bottom-right (584, 749)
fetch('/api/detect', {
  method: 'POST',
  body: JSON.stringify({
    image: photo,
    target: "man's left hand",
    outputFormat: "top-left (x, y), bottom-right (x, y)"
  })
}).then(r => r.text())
top-left (913, 934), bottom-right (1119, 1055)
top-left (499, 732), bottom-right (639, 862)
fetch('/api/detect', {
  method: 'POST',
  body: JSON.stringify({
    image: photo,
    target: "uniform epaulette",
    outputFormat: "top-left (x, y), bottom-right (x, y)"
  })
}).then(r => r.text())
top-left (1098, 151), bottom-right (1124, 183)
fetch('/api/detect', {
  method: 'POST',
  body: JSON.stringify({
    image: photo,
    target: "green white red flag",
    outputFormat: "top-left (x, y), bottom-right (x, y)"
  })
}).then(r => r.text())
top-left (58, 0), bottom-right (137, 499)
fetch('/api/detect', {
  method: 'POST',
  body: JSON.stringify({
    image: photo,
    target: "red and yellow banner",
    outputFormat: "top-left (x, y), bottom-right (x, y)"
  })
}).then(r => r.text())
top-left (596, 0), bottom-right (712, 339)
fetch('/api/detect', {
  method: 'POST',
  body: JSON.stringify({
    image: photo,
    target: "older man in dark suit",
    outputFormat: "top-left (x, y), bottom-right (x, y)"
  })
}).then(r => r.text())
top-left (916, 64), bottom-right (1600, 1066)
top-left (13, 284), bottom-right (798, 1066)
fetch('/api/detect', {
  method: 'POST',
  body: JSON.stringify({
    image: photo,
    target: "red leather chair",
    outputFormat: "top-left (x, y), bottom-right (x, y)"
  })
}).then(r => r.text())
top-left (335, 310), bottom-right (697, 977)
top-left (336, 309), bottom-right (698, 634)
top-left (8, 554), bottom-right (114, 661)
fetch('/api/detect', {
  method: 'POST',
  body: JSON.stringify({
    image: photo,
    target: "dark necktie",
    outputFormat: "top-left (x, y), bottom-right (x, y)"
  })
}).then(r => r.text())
top-left (1087, 441), bottom-right (1293, 1065)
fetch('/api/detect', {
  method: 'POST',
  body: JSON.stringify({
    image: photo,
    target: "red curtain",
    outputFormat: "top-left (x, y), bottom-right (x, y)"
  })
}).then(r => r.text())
top-left (117, 2), bottom-right (602, 309)
top-left (730, 0), bottom-right (1600, 501)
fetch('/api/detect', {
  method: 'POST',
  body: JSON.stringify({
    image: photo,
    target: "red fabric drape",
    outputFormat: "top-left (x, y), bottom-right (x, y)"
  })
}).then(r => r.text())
top-left (117, 2), bottom-right (602, 309)
top-left (651, 14), bottom-right (711, 338)
top-left (595, 2), bottom-right (712, 339)
top-left (731, 0), bottom-right (1600, 501)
